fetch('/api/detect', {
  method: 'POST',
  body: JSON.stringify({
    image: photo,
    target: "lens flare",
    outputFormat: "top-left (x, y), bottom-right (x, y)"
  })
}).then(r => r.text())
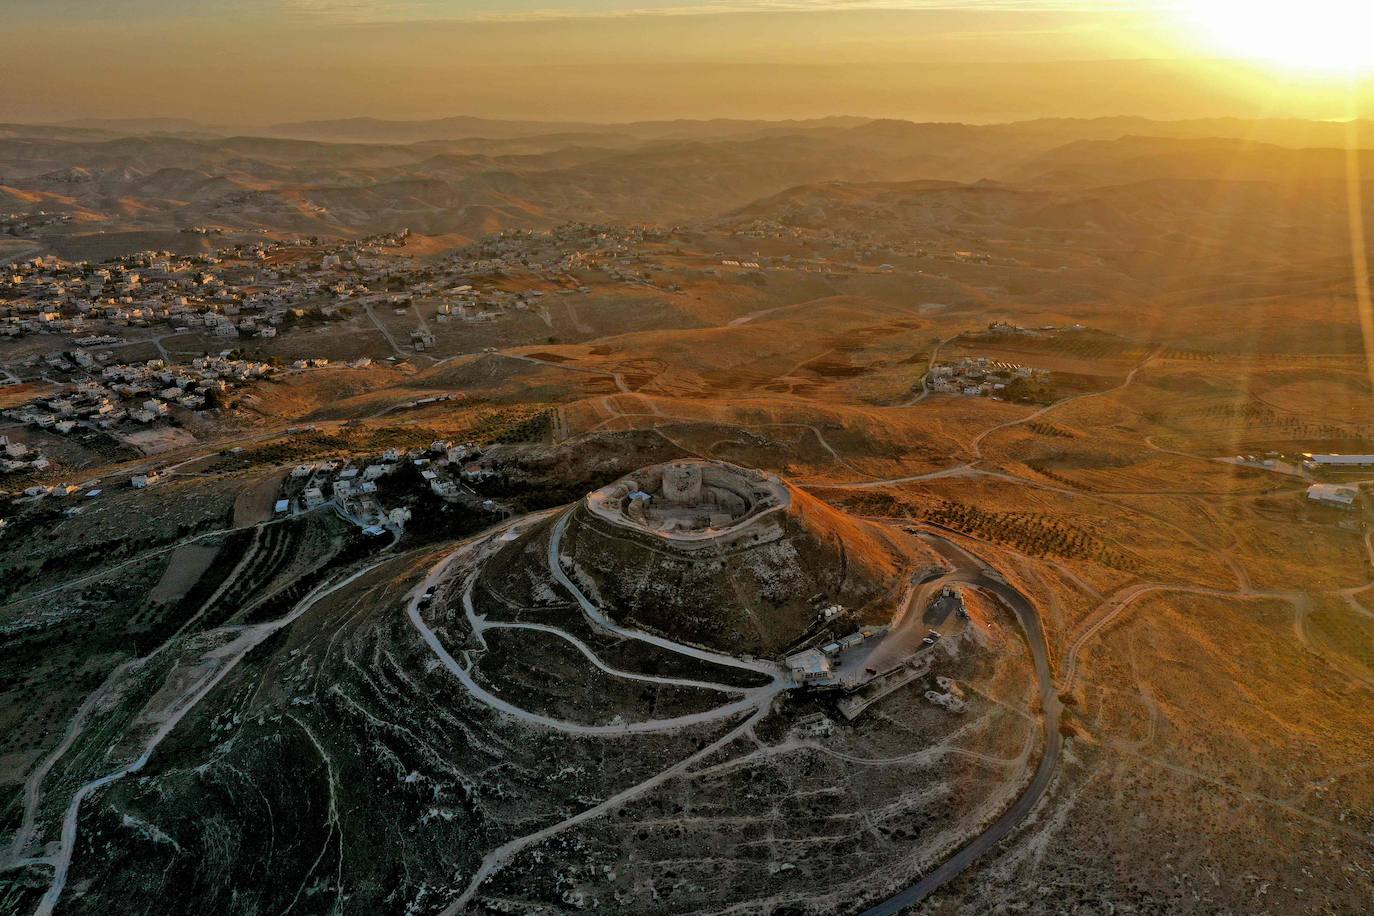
top-left (1175, 0), bottom-right (1374, 75)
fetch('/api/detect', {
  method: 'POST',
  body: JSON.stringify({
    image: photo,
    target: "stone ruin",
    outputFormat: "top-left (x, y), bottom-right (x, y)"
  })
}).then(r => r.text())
top-left (586, 459), bottom-right (788, 537)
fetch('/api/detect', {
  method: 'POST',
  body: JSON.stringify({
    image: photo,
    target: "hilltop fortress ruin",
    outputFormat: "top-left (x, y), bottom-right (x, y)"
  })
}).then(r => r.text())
top-left (551, 459), bottom-right (921, 654)
top-left (586, 460), bottom-right (790, 541)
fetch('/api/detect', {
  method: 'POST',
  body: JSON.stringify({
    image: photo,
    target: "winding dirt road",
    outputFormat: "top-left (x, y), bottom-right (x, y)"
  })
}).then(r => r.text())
top-left (32, 556), bottom-right (397, 916)
top-left (400, 509), bottom-right (793, 913)
top-left (861, 531), bottom-right (1060, 916)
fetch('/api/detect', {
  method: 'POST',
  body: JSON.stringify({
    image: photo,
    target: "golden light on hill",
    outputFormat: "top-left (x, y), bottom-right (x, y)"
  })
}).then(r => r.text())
top-left (1171, 0), bottom-right (1374, 75)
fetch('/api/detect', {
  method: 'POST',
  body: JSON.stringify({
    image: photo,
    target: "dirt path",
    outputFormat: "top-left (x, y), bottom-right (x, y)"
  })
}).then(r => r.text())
top-left (896, 333), bottom-right (957, 408)
top-left (0, 509), bottom-right (325, 614)
top-left (32, 555), bottom-right (396, 916)
top-left (581, 395), bottom-right (861, 474)
top-left (727, 302), bottom-right (807, 326)
top-left (474, 618), bottom-right (745, 694)
top-left (0, 527), bottom-right (235, 612)
top-left (408, 584), bottom-right (774, 735)
top-left (1062, 573), bottom-right (1374, 695)
top-left (395, 510), bottom-right (796, 911)
top-left (814, 463), bottom-right (977, 490)
top-left (564, 299), bottom-right (593, 335)
top-left (2, 658), bottom-right (142, 868)
top-left (547, 510), bottom-right (787, 679)
top-left (362, 301), bottom-right (408, 359)
top-left (444, 705), bottom-right (770, 915)
top-left (968, 345), bottom-right (1161, 460)
top-left (500, 351), bottom-right (630, 393)
top-left (404, 513), bottom-right (786, 738)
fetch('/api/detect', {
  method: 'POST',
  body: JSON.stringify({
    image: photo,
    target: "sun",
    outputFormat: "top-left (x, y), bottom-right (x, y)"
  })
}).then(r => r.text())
top-left (1174, 0), bottom-right (1374, 75)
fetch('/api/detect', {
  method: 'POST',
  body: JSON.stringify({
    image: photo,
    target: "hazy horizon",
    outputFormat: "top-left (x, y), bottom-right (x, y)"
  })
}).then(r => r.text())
top-left (7, 4), bottom-right (1374, 126)
top-left (5, 5), bottom-right (1374, 916)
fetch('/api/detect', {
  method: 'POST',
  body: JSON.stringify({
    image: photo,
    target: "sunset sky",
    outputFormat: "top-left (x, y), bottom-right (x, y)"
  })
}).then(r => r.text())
top-left (6, 1), bottom-right (1374, 124)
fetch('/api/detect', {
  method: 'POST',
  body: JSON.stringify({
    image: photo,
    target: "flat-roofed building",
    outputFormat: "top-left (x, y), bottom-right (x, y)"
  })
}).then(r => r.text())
top-left (1307, 483), bottom-right (1358, 508)
top-left (1303, 453), bottom-right (1374, 468)
top-left (785, 649), bottom-right (835, 685)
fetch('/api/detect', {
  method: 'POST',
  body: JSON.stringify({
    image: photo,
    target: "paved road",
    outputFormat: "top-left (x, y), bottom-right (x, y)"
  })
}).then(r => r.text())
top-left (860, 531), bottom-right (1061, 916)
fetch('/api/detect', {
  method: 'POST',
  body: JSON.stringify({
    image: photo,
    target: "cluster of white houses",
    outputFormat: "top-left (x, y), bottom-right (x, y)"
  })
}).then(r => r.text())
top-left (2, 249), bottom-right (309, 341)
top-left (0, 356), bottom-right (274, 450)
top-left (438, 223), bottom-right (684, 298)
top-left (0, 231), bottom-right (422, 346)
top-left (433, 285), bottom-right (545, 328)
top-left (280, 440), bottom-right (498, 532)
top-left (928, 356), bottom-right (1049, 396)
top-left (2, 223), bottom-right (714, 366)
top-left (0, 434), bottom-right (49, 475)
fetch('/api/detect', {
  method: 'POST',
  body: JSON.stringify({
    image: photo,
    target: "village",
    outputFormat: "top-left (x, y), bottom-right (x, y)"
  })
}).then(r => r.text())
top-left (0, 227), bottom-right (484, 353)
top-left (1, 243), bottom-right (320, 344)
top-left (3, 354), bottom-right (275, 429)
top-left (1, 431), bottom-right (509, 543)
top-left (276, 437), bottom-right (507, 531)
top-left (0, 354), bottom-right (287, 476)
top-left (927, 355), bottom-right (1050, 397)
top-left (0, 223), bottom-right (709, 368)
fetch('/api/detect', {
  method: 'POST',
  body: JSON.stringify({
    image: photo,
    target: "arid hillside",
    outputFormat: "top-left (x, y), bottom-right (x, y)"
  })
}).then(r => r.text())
top-left (11, 115), bottom-right (1374, 259)
top-left (1, 114), bottom-right (1371, 916)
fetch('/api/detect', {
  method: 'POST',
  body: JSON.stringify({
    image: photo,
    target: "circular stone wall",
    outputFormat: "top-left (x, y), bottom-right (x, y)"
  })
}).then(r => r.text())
top-left (585, 460), bottom-right (789, 539)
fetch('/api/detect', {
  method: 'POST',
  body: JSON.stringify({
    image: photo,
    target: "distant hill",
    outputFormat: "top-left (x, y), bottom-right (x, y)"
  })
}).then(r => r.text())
top-left (1002, 135), bottom-right (1374, 187)
top-left (6, 114), bottom-right (1374, 257)
top-left (266, 115), bottom-right (871, 144)
top-left (54, 117), bottom-right (228, 136)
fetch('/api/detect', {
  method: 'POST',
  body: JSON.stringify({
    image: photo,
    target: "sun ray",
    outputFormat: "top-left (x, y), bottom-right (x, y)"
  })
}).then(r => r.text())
top-left (1343, 80), bottom-right (1374, 397)
top-left (1174, 0), bottom-right (1374, 75)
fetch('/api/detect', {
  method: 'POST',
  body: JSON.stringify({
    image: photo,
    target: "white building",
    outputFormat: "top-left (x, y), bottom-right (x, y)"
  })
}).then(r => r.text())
top-left (785, 649), bottom-right (834, 685)
top-left (1303, 453), bottom-right (1374, 468)
top-left (1307, 483), bottom-right (1358, 508)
